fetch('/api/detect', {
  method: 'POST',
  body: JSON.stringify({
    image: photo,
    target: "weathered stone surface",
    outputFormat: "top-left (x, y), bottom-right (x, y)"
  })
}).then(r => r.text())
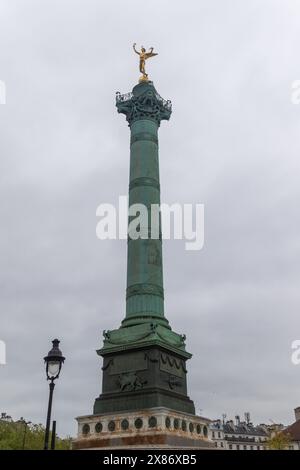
top-left (74, 408), bottom-right (214, 449)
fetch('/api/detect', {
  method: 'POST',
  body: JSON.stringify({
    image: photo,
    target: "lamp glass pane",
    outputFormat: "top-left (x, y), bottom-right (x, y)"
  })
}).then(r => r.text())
top-left (48, 361), bottom-right (60, 377)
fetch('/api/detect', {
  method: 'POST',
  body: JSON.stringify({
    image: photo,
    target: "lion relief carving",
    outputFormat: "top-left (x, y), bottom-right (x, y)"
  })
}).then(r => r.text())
top-left (117, 372), bottom-right (147, 392)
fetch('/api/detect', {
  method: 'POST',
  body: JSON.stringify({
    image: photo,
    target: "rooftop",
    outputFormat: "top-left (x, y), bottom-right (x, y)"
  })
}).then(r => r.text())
top-left (283, 420), bottom-right (300, 441)
top-left (211, 419), bottom-right (268, 437)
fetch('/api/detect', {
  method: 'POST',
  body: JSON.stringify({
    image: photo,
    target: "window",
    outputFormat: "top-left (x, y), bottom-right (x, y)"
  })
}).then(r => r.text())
top-left (221, 442), bottom-right (224, 448)
top-left (236, 445), bottom-right (240, 450)
top-left (212, 431), bottom-right (215, 438)
top-left (243, 445), bottom-right (247, 450)
top-left (229, 444), bottom-right (232, 450)
top-left (218, 432), bottom-right (221, 438)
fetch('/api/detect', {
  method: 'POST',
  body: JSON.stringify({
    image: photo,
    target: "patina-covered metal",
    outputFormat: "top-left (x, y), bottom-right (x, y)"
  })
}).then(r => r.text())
top-left (93, 79), bottom-right (195, 416)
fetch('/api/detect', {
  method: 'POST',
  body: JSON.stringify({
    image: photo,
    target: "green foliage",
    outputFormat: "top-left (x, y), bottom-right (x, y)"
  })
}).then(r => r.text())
top-left (267, 431), bottom-right (291, 450)
top-left (0, 418), bottom-right (72, 450)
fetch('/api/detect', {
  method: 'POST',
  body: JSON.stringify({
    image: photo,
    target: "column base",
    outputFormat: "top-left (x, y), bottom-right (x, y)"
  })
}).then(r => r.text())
top-left (73, 407), bottom-right (214, 449)
top-left (94, 388), bottom-right (195, 415)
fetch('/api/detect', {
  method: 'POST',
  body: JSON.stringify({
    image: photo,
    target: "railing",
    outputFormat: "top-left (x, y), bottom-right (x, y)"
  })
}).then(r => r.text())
top-left (155, 92), bottom-right (172, 111)
top-left (226, 436), bottom-right (256, 443)
top-left (225, 436), bottom-right (267, 443)
top-left (116, 92), bottom-right (133, 103)
top-left (116, 91), bottom-right (172, 112)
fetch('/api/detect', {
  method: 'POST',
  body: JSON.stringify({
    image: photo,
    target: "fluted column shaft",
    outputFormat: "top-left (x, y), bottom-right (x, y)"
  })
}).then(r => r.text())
top-left (116, 81), bottom-right (172, 328)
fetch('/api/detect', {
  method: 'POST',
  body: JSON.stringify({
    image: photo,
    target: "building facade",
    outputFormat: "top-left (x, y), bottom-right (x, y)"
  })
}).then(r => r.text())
top-left (210, 416), bottom-right (269, 450)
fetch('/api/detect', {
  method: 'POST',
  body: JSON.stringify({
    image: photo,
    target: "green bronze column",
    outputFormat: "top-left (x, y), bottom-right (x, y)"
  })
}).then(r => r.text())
top-left (94, 79), bottom-right (195, 416)
top-left (116, 81), bottom-right (171, 328)
top-left (76, 51), bottom-right (214, 444)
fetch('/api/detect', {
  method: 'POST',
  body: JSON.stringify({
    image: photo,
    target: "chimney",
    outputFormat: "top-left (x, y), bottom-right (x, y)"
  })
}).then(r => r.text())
top-left (294, 407), bottom-right (300, 422)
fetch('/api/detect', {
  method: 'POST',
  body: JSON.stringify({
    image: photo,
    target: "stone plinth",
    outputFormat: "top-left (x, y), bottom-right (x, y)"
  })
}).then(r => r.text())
top-left (73, 408), bottom-right (214, 449)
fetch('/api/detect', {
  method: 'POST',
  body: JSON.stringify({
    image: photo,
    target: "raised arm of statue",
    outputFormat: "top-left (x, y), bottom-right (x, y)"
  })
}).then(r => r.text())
top-left (133, 43), bottom-right (139, 55)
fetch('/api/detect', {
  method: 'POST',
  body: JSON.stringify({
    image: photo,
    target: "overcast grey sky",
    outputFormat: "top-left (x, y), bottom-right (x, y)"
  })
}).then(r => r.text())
top-left (1, 0), bottom-right (300, 438)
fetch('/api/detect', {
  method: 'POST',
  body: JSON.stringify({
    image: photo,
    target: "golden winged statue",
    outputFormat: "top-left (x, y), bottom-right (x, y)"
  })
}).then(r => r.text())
top-left (133, 43), bottom-right (158, 82)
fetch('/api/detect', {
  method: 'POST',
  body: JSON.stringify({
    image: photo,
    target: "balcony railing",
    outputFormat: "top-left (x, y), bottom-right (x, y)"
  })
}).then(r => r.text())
top-left (116, 91), bottom-right (133, 103)
top-left (155, 92), bottom-right (172, 112)
top-left (116, 91), bottom-right (172, 113)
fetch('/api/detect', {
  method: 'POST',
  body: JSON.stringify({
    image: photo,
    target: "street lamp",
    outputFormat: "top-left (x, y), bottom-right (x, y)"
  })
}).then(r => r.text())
top-left (43, 339), bottom-right (65, 450)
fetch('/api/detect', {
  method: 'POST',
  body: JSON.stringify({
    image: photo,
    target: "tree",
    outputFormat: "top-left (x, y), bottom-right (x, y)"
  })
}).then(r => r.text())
top-left (267, 431), bottom-right (291, 450)
top-left (0, 416), bottom-right (72, 450)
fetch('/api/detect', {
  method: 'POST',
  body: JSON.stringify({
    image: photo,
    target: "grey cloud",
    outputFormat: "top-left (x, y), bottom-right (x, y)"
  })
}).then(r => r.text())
top-left (0, 0), bottom-right (300, 436)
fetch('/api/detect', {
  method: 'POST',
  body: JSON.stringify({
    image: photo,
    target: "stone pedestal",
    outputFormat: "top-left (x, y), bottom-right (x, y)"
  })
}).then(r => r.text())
top-left (73, 408), bottom-right (214, 449)
top-left (94, 341), bottom-right (195, 416)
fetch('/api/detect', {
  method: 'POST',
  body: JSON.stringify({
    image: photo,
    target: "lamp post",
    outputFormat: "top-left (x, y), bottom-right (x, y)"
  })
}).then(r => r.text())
top-left (51, 420), bottom-right (56, 450)
top-left (43, 339), bottom-right (65, 450)
top-left (19, 417), bottom-right (31, 450)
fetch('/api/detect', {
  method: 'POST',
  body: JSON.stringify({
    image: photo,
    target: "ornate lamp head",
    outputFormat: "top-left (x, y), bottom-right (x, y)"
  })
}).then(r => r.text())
top-left (44, 339), bottom-right (65, 381)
